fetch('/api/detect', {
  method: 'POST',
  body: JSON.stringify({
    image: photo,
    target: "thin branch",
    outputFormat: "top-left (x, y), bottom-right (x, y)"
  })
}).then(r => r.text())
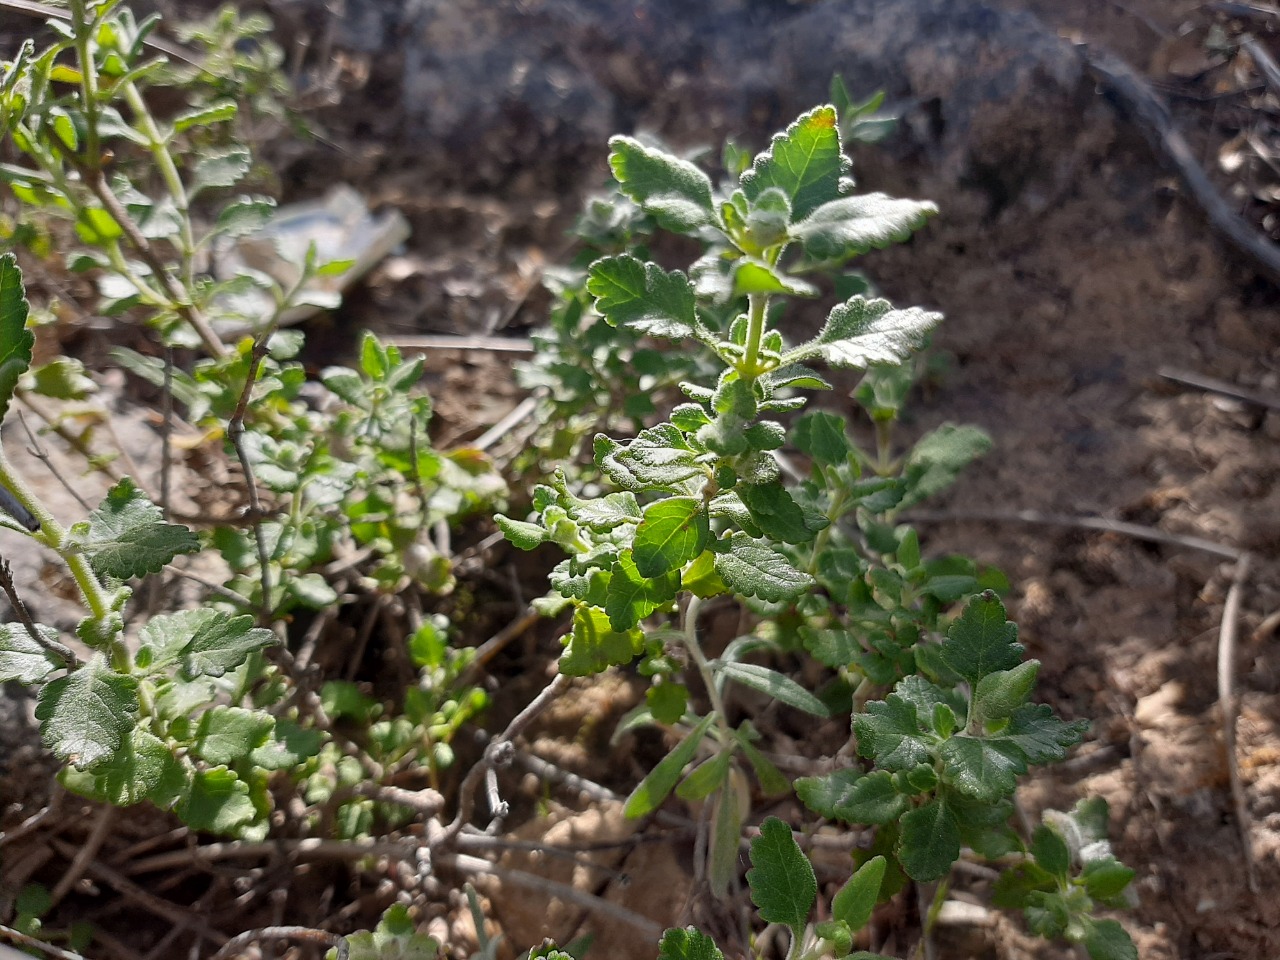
top-left (52, 804), bottom-right (114, 905)
top-left (1217, 553), bottom-right (1259, 895)
top-left (159, 345), bottom-right (174, 519)
top-left (0, 556), bottom-right (78, 666)
top-left (1159, 365), bottom-right (1280, 412)
top-left (903, 507), bottom-right (1242, 560)
top-left (17, 410), bottom-right (92, 513)
top-left (457, 607), bottom-right (542, 685)
top-left (448, 673), bottom-right (571, 839)
top-left (210, 926), bottom-right (348, 960)
top-left (226, 329), bottom-right (276, 620)
top-left (0, 923), bottom-right (88, 960)
top-left (441, 852), bottom-right (664, 941)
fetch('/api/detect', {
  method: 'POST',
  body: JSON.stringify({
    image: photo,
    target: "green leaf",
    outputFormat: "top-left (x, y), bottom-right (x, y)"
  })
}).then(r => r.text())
top-left (937, 736), bottom-right (1026, 802)
top-left (657, 927), bottom-right (724, 960)
top-left (898, 798), bottom-right (961, 881)
top-left (249, 719), bottom-right (324, 770)
top-left (939, 592), bottom-right (1023, 685)
top-left (747, 816), bottom-right (817, 928)
top-left (647, 683), bottom-right (688, 725)
top-left (972, 660), bottom-right (1040, 725)
top-left (832, 855), bottom-right (886, 932)
top-left (608, 136), bottom-right (716, 232)
top-left (192, 145), bottom-right (251, 193)
top-left (604, 551), bottom-right (679, 631)
top-left (791, 297), bottom-right (940, 370)
top-left (588, 255), bottom-right (700, 339)
top-left (61, 728), bottom-right (171, 806)
top-left (990, 861), bottom-right (1056, 909)
top-left (180, 612), bottom-right (276, 679)
top-left (573, 491), bottom-right (642, 531)
top-left (176, 766), bottom-right (257, 834)
top-left (344, 904), bottom-right (440, 960)
top-left (1083, 919), bottom-right (1137, 960)
top-left (67, 477), bottom-right (199, 579)
top-left (494, 514), bottom-right (547, 550)
top-left (0, 253), bottom-right (34, 424)
top-left (1003, 704), bottom-right (1088, 764)
top-left (1081, 858), bottom-right (1135, 900)
top-left (715, 661), bottom-right (829, 717)
top-left (791, 194), bottom-right (937, 265)
top-left (35, 654), bottom-right (138, 769)
top-left (792, 410), bottom-right (851, 467)
top-left (559, 605), bottom-right (643, 677)
top-left (1030, 824), bottom-right (1071, 879)
top-left (596, 427), bottom-right (704, 490)
top-left (799, 627), bottom-right (859, 669)
top-left (624, 712), bottom-right (716, 818)
top-left (172, 99), bottom-right (237, 134)
top-left (192, 706), bottom-right (275, 765)
top-left (0, 623), bottom-right (63, 682)
top-left (736, 732), bottom-right (790, 796)
top-left (736, 480), bottom-right (825, 544)
top-left (712, 532), bottom-right (814, 602)
top-left (853, 695), bottom-right (933, 771)
top-left (633, 497), bottom-right (709, 577)
top-left (741, 105), bottom-right (845, 222)
top-left (796, 770), bottom-right (908, 825)
top-left (212, 196), bottom-right (275, 238)
top-left (675, 750), bottom-right (732, 802)
top-left (900, 424), bottom-right (992, 508)
top-left (731, 259), bottom-right (818, 298)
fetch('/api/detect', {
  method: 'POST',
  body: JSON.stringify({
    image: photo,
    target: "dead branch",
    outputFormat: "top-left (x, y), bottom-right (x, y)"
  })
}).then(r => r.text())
top-left (1217, 553), bottom-right (1260, 895)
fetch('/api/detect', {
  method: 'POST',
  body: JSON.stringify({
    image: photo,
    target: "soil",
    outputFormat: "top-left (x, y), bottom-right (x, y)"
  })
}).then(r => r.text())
top-left (3, 0), bottom-right (1280, 958)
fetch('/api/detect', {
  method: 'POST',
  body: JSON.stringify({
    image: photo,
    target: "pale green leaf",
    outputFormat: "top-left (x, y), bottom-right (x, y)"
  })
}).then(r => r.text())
top-left (68, 477), bottom-right (199, 579)
top-left (791, 194), bottom-right (937, 265)
top-left (832, 855), bottom-right (886, 932)
top-left (180, 612), bottom-right (276, 679)
top-left (176, 766), bottom-right (257, 834)
top-left (172, 99), bottom-right (237, 134)
top-left (0, 623), bottom-right (62, 682)
top-left (715, 661), bottom-right (829, 717)
top-left (633, 496), bottom-right (708, 577)
top-left (899, 424), bottom-right (992, 508)
top-left (0, 253), bottom-right (34, 423)
top-left (741, 105), bottom-right (846, 222)
top-left (587, 255), bottom-right (700, 339)
top-left (494, 514), bottom-right (547, 550)
top-left (789, 297), bottom-right (941, 370)
top-left (61, 728), bottom-right (171, 806)
top-left (192, 145), bottom-right (251, 193)
top-left (972, 660), bottom-right (1040, 725)
top-left (559, 605), bottom-right (643, 677)
top-left (608, 136), bottom-right (715, 232)
top-left (604, 551), bottom-right (679, 631)
top-left (657, 927), bottom-right (724, 960)
top-left (192, 706), bottom-right (275, 765)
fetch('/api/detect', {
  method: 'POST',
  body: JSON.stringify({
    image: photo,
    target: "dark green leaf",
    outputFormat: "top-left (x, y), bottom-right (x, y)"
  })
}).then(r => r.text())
top-left (0, 253), bottom-right (34, 423)
top-left (180, 612), bottom-right (276, 679)
top-left (797, 770), bottom-right (908, 825)
top-left (560, 605), bottom-right (643, 677)
top-left (248, 719), bottom-right (323, 770)
top-left (741, 105), bottom-right (846, 222)
top-left (991, 861), bottom-right (1056, 909)
top-left (900, 424), bottom-right (993, 508)
top-left (657, 927), bottom-right (724, 960)
top-left (61, 728), bottom-right (171, 806)
top-left (192, 706), bottom-right (274, 765)
top-left (68, 477), bottom-right (199, 579)
top-left (624, 712), bottom-right (716, 818)
top-left (35, 654), bottom-right (138, 769)
top-left (938, 736), bottom-right (1026, 802)
top-left (792, 411), bottom-right (851, 467)
top-left (608, 136), bottom-right (716, 232)
top-left (736, 480), bottom-right (825, 544)
top-left (790, 297), bottom-right (941, 370)
top-left (0, 623), bottom-right (62, 682)
top-left (1003, 704), bottom-right (1088, 764)
top-left (634, 497), bottom-right (709, 577)
top-left (972, 660), bottom-right (1040, 725)
top-left (604, 552), bottom-right (679, 631)
top-left (712, 532), bottom-right (814, 602)
top-left (791, 194), bottom-right (937, 265)
top-left (748, 816), bottom-right (817, 928)
top-left (898, 798), bottom-right (961, 881)
top-left (716, 660), bottom-right (829, 717)
top-left (1083, 920), bottom-right (1137, 960)
top-left (588, 255), bottom-right (700, 339)
top-left (853, 695), bottom-right (933, 771)
top-left (799, 627), bottom-right (859, 669)
top-left (939, 592), bottom-right (1023, 685)
top-left (736, 733), bottom-right (790, 796)
top-left (1030, 824), bottom-right (1071, 879)
top-left (1081, 859), bottom-right (1135, 900)
top-left (832, 855), bottom-right (886, 932)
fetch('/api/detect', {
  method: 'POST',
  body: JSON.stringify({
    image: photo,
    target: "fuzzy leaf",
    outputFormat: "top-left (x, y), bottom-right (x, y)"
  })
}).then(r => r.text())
top-left (248, 719), bottom-right (324, 770)
top-left (172, 99), bottom-right (237, 133)
top-left (212, 196), bottom-right (275, 238)
top-left (715, 661), bottom-right (829, 717)
top-left (939, 592), bottom-right (1023, 685)
top-left (741, 105), bottom-right (845, 222)
top-left (35, 654), bottom-right (138, 769)
top-left (68, 477), bottom-right (199, 579)
top-left (832, 855), bottom-right (886, 932)
top-left (792, 410), bottom-right (851, 467)
top-left (62, 728), bottom-right (171, 806)
top-left (748, 816), bottom-right (817, 928)
top-left (898, 798), bottom-right (961, 881)
top-left (1003, 704), bottom-right (1088, 764)
top-left (712, 532), bottom-right (813, 602)
top-left (900, 424), bottom-right (992, 508)
top-left (796, 769), bottom-right (908, 825)
top-left (854, 695), bottom-right (934, 771)
top-left (596, 428), bottom-right (705, 490)
top-left (180, 612), bottom-right (276, 679)
top-left (0, 623), bottom-right (63, 682)
top-left (588, 255), bottom-right (699, 339)
top-left (573, 491), bottom-right (642, 530)
top-left (938, 736), bottom-right (1026, 802)
top-left (624, 712), bottom-right (716, 818)
top-left (344, 904), bottom-right (440, 960)
top-left (608, 136), bottom-right (716, 232)
top-left (176, 766), bottom-right (257, 834)
top-left (1084, 920), bottom-right (1138, 960)
top-left (790, 297), bottom-right (941, 370)
top-left (192, 706), bottom-right (275, 765)
top-left (192, 146), bottom-right (251, 193)
top-left (494, 514), bottom-right (547, 550)
top-left (657, 927), bottom-right (724, 960)
top-left (559, 605), bottom-right (643, 677)
top-left (972, 660), bottom-right (1040, 724)
top-left (792, 194), bottom-right (937, 265)
top-left (604, 552), bottom-right (680, 631)
top-left (0, 253), bottom-right (34, 424)
top-left (736, 480), bottom-right (825, 544)
top-left (633, 496), bottom-right (709, 577)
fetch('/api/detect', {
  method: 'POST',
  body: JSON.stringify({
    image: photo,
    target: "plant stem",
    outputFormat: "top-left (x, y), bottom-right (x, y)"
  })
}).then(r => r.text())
top-left (679, 595), bottom-right (732, 742)
top-left (742, 292), bottom-right (769, 379)
top-left (67, 0), bottom-right (102, 172)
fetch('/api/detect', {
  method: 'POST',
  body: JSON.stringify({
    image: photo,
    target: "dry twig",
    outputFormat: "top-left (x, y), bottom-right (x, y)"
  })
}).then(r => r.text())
top-left (0, 557), bottom-right (78, 666)
top-left (1217, 553), bottom-right (1259, 895)
top-left (1159, 365), bottom-right (1280, 412)
top-left (209, 926), bottom-right (348, 960)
